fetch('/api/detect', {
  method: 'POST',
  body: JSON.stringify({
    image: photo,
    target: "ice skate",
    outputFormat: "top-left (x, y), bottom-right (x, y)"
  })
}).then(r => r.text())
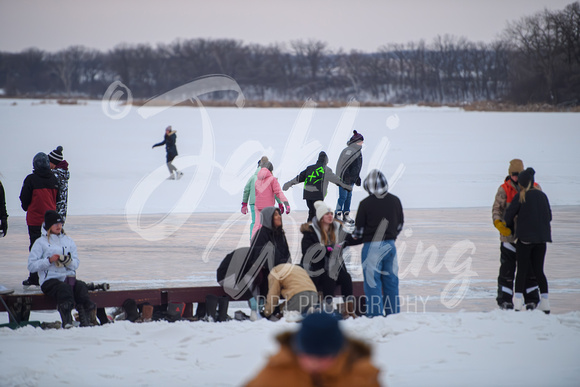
top-left (343, 211), bottom-right (354, 224)
top-left (537, 298), bottom-right (550, 314)
top-left (175, 171), bottom-right (184, 180)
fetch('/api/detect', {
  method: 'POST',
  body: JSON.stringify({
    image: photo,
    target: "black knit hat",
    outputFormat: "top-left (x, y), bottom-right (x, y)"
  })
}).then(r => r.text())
top-left (294, 313), bottom-right (344, 357)
top-left (48, 146), bottom-right (64, 165)
top-left (518, 167), bottom-right (535, 188)
top-left (347, 130), bottom-right (364, 145)
top-left (44, 210), bottom-right (63, 231)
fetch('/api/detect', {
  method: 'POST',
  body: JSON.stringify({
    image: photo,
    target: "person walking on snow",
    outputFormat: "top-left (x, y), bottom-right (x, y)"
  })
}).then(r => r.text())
top-left (48, 146), bottom-right (70, 224)
top-left (20, 152), bottom-right (59, 286)
top-left (241, 156), bottom-right (284, 239)
top-left (504, 167), bottom-right (552, 314)
top-left (283, 151), bottom-right (352, 222)
top-left (152, 125), bottom-right (182, 180)
top-left (335, 130), bottom-right (364, 223)
top-left (492, 159), bottom-right (540, 310)
top-left (253, 161), bottom-right (290, 238)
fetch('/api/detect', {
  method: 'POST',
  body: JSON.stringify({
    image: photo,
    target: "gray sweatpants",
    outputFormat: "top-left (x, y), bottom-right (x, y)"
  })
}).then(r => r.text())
top-left (286, 291), bottom-right (319, 314)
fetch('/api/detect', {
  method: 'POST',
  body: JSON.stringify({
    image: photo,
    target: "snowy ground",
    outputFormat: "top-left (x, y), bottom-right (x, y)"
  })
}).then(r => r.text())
top-left (1, 98), bottom-right (580, 386)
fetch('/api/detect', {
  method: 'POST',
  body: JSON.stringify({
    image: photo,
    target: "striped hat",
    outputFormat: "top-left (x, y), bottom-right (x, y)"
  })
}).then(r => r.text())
top-left (48, 146), bottom-right (64, 165)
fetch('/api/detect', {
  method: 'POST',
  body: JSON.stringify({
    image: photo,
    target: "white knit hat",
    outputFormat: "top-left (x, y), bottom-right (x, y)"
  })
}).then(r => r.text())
top-left (314, 201), bottom-right (333, 221)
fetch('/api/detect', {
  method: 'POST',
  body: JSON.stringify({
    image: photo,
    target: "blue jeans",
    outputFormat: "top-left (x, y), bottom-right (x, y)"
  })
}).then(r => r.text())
top-left (361, 240), bottom-right (399, 317)
top-left (335, 185), bottom-right (353, 213)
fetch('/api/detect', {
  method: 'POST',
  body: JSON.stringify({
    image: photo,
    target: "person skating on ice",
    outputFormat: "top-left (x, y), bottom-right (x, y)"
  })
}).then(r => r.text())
top-left (283, 151), bottom-right (352, 222)
top-left (152, 125), bottom-right (183, 180)
top-left (334, 130), bottom-right (364, 223)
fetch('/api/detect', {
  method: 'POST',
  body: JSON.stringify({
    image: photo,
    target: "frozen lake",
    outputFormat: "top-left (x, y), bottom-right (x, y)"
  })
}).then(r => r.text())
top-left (2, 206), bottom-right (579, 314)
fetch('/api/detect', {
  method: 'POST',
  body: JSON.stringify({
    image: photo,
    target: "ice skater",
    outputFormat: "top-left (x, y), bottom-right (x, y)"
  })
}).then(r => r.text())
top-left (283, 151), bottom-right (351, 222)
top-left (152, 125), bottom-right (182, 180)
top-left (334, 130), bottom-right (364, 223)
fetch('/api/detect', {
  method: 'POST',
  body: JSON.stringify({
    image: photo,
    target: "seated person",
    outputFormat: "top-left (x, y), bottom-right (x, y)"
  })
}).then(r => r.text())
top-left (27, 210), bottom-right (97, 328)
top-left (300, 201), bottom-right (356, 315)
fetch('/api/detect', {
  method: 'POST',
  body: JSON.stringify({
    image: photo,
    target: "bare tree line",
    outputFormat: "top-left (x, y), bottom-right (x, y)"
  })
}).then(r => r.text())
top-left (0, 2), bottom-right (578, 106)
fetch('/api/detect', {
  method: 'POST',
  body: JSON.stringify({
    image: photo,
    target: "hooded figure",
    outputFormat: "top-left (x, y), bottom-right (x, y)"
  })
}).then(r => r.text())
top-left (283, 151), bottom-right (352, 222)
top-left (253, 165), bottom-right (290, 237)
top-left (351, 169), bottom-right (404, 317)
top-left (152, 126), bottom-right (182, 179)
top-left (20, 152), bottom-right (59, 285)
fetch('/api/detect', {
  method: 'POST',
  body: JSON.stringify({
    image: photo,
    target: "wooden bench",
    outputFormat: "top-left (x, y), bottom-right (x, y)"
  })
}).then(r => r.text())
top-left (1, 282), bottom-right (365, 323)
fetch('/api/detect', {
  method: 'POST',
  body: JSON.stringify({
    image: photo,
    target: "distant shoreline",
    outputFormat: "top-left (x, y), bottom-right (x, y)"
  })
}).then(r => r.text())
top-left (2, 97), bottom-right (579, 112)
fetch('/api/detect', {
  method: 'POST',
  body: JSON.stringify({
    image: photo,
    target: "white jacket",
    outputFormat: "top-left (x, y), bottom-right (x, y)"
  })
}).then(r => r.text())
top-left (27, 229), bottom-right (79, 285)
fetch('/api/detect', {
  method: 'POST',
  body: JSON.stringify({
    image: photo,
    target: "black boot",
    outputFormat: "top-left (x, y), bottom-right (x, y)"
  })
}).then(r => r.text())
top-left (77, 306), bottom-right (91, 327)
top-left (217, 296), bottom-right (230, 322)
top-left (58, 302), bottom-right (74, 328)
top-left (205, 295), bottom-right (218, 322)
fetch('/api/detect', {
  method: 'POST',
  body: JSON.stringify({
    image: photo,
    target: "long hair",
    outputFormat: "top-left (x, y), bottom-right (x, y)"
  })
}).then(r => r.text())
top-left (519, 181), bottom-right (534, 203)
top-left (319, 220), bottom-right (337, 245)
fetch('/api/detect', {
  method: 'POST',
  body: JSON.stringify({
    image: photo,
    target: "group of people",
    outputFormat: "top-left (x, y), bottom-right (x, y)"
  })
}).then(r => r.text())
top-left (493, 159), bottom-right (552, 313)
top-left (1, 146), bottom-right (99, 328)
top-left (231, 130), bottom-right (404, 320)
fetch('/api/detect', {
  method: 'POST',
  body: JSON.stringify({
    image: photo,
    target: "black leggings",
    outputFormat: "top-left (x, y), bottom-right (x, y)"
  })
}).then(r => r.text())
top-left (515, 241), bottom-right (548, 295)
top-left (41, 278), bottom-right (93, 309)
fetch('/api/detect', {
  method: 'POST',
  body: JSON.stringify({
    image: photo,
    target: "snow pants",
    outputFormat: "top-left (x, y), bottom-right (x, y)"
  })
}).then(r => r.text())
top-left (497, 242), bottom-right (540, 305)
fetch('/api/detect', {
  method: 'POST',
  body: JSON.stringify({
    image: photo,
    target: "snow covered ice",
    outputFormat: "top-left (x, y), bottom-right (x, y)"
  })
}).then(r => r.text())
top-left (1, 98), bottom-right (580, 386)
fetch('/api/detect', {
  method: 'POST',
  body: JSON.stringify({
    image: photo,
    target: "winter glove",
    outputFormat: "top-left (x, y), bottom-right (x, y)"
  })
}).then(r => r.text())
top-left (283, 201), bottom-right (290, 214)
top-left (55, 253), bottom-right (73, 268)
top-left (278, 203), bottom-right (285, 214)
top-left (355, 177), bottom-right (361, 186)
top-left (282, 182), bottom-right (292, 191)
top-left (241, 202), bottom-right (248, 215)
top-left (494, 219), bottom-right (512, 237)
top-left (0, 217), bottom-right (7, 237)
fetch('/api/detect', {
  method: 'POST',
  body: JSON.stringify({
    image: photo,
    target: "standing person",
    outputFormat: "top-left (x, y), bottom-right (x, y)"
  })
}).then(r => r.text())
top-left (335, 130), bottom-right (364, 223)
top-left (27, 210), bottom-right (97, 328)
top-left (20, 152), bottom-right (58, 286)
top-left (351, 169), bottom-right (404, 317)
top-left (283, 151), bottom-right (352, 222)
top-left (48, 146), bottom-right (70, 224)
top-left (261, 263), bottom-right (319, 319)
top-left (152, 125), bottom-right (182, 180)
top-left (0, 179), bottom-right (8, 237)
top-left (244, 312), bottom-right (381, 387)
top-left (253, 161), bottom-right (290, 237)
top-left (242, 157), bottom-right (285, 239)
top-left (504, 168), bottom-right (552, 314)
top-left (492, 159), bottom-right (540, 310)
top-left (300, 201), bottom-right (357, 317)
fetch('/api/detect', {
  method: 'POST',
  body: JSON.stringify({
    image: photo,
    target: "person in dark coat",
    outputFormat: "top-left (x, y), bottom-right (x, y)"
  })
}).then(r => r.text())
top-left (283, 151), bottom-right (352, 222)
top-left (300, 201), bottom-right (356, 317)
top-left (351, 169), bottom-right (404, 317)
top-left (504, 167), bottom-right (552, 313)
top-left (335, 130), bottom-right (364, 223)
top-left (20, 152), bottom-right (59, 286)
top-left (216, 207), bottom-right (291, 319)
top-left (0, 179), bottom-right (8, 237)
top-left (152, 125), bottom-right (182, 180)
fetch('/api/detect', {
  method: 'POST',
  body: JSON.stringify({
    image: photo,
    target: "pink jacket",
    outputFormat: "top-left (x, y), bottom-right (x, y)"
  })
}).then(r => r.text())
top-left (255, 168), bottom-right (287, 210)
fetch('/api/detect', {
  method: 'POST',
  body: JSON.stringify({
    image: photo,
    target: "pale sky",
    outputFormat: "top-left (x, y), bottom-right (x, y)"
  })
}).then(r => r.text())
top-left (0, 0), bottom-right (574, 53)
